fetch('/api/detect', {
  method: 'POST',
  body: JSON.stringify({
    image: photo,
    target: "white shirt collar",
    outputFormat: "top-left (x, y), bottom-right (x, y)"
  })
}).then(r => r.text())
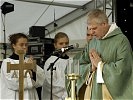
top-left (102, 23), bottom-right (118, 39)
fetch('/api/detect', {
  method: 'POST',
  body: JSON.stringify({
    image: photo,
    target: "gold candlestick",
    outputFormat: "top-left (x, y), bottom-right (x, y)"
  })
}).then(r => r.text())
top-left (65, 59), bottom-right (80, 100)
top-left (65, 73), bottom-right (80, 100)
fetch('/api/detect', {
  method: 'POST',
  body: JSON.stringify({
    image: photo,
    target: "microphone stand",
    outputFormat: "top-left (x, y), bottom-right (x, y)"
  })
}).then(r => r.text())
top-left (47, 52), bottom-right (64, 100)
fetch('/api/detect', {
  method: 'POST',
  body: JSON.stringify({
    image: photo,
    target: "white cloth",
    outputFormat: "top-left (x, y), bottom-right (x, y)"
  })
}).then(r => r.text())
top-left (0, 58), bottom-right (45, 100)
top-left (42, 56), bottom-right (68, 100)
top-left (96, 61), bottom-right (104, 83)
top-left (102, 23), bottom-right (118, 39)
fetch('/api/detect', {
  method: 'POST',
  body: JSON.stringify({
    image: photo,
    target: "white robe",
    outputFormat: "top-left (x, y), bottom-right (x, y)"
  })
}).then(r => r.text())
top-left (0, 58), bottom-right (45, 100)
top-left (42, 56), bottom-right (68, 100)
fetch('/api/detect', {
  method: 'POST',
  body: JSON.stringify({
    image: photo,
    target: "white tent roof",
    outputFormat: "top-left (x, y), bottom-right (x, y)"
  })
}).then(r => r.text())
top-left (0, 0), bottom-right (112, 43)
top-left (0, 0), bottom-right (93, 43)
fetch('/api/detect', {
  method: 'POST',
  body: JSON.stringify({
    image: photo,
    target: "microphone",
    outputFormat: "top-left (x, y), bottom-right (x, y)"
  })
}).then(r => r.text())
top-left (53, 43), bottom-right (79, 55)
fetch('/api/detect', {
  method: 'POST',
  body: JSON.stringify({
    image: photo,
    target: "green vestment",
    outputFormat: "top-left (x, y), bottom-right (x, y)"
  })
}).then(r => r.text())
top-left (78, 28), bottom-right (133, 100)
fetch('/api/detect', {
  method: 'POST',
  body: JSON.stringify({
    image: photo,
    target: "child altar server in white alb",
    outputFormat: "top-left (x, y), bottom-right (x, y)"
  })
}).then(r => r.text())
top-left (0, 33), bottom-right (45, 100)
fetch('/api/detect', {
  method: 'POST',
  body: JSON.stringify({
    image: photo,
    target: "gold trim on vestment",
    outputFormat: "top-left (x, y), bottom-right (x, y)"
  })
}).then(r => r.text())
top-left (100, 62), bottom-right (113, 100)
top-left (84, 62), bottom-right (113, 100)
top-left (84, 71), bottom-right (95, 100)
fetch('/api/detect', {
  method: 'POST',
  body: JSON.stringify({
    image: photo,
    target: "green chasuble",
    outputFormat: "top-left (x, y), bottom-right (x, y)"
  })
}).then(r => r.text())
top-left (78, 28), bottom-right (133, 100)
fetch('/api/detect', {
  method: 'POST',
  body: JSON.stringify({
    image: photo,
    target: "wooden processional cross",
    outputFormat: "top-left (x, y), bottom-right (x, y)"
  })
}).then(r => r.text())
top-left (7, 50), bottom-right (36, 100)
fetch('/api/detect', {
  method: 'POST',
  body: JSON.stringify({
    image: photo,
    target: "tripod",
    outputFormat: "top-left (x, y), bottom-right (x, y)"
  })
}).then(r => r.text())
top-left (2, 14), bottom-right (7, 59)
top-left (1, 2), bottom-right (14, 59)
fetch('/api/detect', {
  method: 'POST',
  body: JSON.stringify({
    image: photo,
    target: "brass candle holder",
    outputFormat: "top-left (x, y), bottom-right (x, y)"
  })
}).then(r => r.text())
top-left (65, 59), bottom-right (80, 100)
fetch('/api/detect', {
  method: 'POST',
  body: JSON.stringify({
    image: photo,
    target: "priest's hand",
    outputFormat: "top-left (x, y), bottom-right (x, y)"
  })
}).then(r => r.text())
top-left (92, 64), bottom-right (97, 72)
top-left (89, 49), bottom-right (102, 67)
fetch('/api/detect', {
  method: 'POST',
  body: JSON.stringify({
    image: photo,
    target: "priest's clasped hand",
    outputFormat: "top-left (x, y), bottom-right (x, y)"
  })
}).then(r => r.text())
top-left (89, 49), bottom-right (102, 68)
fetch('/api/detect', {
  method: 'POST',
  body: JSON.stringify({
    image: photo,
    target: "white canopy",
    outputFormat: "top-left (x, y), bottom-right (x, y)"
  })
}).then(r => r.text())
top-left (0, 0), bottom-right (94, 43)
